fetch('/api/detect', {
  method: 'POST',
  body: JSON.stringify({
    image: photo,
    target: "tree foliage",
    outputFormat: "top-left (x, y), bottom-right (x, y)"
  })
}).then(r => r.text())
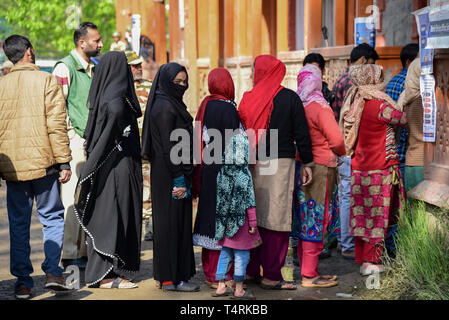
top-left (1, 0), bottom-right (116, 58)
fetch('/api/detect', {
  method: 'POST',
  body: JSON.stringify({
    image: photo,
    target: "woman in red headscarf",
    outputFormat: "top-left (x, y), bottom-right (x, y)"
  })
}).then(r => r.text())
top-left (192, 68), bottom-right (242, 289)
top-left (240, 55), bottom-right (314, 290)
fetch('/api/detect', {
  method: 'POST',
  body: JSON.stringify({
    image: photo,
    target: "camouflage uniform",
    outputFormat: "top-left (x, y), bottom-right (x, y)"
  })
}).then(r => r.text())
top-left (126, 50), bottom-right (153, 240)
top-left (134, 78), bottom-right (152, 211)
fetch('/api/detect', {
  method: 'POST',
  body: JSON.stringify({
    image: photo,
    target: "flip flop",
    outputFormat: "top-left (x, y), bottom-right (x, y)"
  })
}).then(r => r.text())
top-left (231, 290), bottom-right (256, 300)
top-left (301, 276), bottom-right (338, 288)
top-left (211, 287), bottom-right (234, 297)
top-left (321, 275), bottom-right (338, 281)
top-left (259, 280), bottom-right (297, 290)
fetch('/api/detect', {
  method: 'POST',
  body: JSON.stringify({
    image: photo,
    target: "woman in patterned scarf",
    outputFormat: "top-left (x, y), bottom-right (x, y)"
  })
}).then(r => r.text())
top-left (340, 64), bottom-right (407, 275)
top-left (292, 63), bottom-right (345, 288)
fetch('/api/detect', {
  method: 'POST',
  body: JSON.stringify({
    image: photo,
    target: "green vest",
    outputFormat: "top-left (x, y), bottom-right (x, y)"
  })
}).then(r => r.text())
top-left (54, 51), bottom-right (92, 137)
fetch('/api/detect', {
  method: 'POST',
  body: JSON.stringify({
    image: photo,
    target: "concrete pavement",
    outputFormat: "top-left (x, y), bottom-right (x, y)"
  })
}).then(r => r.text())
top-left (0, 187), bottom-right (364, 300)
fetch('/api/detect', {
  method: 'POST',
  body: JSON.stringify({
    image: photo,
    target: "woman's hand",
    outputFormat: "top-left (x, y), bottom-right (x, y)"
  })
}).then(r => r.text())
top-left (249, 227), bottom-right (256, 235)
top-left (301, 166), bottom-right (313, 186)
top-left (172, 187), bottom-right (187, 199)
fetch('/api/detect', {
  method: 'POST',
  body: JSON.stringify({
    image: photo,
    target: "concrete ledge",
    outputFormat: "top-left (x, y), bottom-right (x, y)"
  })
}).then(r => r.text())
top-left (408, 180), bottom-right (449, 209)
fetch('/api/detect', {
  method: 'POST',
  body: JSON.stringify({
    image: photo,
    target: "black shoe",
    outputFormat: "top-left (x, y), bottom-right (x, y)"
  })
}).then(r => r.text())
top-left (144, 231), bottom-right (153, 241)
top-left (62, 258), bottom-right (87, 270)
top-left (319, 248), bottom-right (332, 260)
top-left (162, 283), bottom-right (177, 291)
top-left (175, 281), bottom-right (200, 292)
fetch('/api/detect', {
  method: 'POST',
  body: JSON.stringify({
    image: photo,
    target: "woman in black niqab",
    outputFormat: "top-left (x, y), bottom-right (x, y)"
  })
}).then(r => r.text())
top-left (141, 62), bottom-right (199, 292)
top-left (74, 51), bottom-right (143, 288)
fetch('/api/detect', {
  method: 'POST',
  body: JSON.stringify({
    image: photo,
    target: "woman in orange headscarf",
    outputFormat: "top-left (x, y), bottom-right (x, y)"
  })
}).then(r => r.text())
top-left (192, 68), bottom-right (241, 289)
top-left (240, 55), bottom-right (314, 290)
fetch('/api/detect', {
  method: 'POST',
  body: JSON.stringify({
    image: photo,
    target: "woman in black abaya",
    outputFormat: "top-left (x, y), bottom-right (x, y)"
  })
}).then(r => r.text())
top-left (74, 51), bottom-right (143, 288)
top-left (141, 63), bottom-right (198, 292)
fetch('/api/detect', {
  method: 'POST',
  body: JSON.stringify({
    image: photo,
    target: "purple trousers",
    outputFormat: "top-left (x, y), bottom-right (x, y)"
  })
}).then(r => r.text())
top-left (246, 227), bottom-right (290, 281)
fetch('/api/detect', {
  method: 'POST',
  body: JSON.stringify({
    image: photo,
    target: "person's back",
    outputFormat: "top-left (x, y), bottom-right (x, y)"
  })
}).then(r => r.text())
top-left (262, 87), bottom-right (313, 161)
top-left (0, 63), bottom-right (70, 181)
top-left (0, 34), bottom-right (72, 300)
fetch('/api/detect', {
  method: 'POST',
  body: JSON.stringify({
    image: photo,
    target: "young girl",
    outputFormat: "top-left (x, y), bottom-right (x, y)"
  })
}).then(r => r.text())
top-left (212, 133), bottom-right (261, 300)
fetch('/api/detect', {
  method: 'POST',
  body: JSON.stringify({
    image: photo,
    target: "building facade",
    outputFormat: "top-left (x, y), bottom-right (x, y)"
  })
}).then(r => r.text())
top-left (116, 0), bottom-right (449, 210)
top-left (116, 0), bottom-right (429, 113)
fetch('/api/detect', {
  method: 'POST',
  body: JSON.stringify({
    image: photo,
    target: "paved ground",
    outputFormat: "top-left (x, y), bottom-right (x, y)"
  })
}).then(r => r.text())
top-left (0, 187), bottom-right (365, 300)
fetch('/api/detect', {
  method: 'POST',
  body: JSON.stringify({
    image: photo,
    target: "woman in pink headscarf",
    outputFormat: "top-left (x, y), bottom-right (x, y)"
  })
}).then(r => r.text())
top-left (292, 63), bottom-right (346, 288)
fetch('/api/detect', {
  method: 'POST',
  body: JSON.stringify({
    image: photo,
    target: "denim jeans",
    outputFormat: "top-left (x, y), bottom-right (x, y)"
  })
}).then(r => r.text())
top-left (215, 247), bottom-right (250, 282)
top-left (7, 174), bottom-right (65, 291)
top-left (337, 156), bottom-right (354, 253)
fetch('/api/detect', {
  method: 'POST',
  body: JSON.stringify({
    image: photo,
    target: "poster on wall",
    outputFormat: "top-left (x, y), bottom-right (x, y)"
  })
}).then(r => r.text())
top-left (354, 17), bottom-right (376, 48)
top-left (131, 14), bottom-right (141, 55)
top-left (420, 75), bottom-right (437, 143)
top-left (427, 0), bottom-right (449, 48)
top-left (413, 7), bottom-right (434, 75)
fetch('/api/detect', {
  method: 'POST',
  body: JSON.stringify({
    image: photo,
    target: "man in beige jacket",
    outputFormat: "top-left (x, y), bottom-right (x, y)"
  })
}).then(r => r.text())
top-left (397, 58), bottom-right (424, 193)
top-left (0, 35), bottom-right (73, 300)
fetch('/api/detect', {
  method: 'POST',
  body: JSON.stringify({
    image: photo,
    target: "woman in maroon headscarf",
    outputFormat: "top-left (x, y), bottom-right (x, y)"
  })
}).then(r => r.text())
top-left (241, 55), bottom-right (314, 290)
top-left (192, 68), bottom-right (241, 288)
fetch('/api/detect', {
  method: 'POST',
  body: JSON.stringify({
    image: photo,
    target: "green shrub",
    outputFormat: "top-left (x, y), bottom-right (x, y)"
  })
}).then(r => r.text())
top-left (363, 201), bottom-right (449, 300)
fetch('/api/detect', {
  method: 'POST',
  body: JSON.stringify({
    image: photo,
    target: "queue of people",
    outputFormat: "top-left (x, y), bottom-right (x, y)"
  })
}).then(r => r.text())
top-left (0, 21), bottom-right (425, 300)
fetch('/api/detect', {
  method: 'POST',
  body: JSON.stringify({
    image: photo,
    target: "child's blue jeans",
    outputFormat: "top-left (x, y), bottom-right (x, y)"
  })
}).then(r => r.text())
top-left (215, 247), bottom-right (250, 282)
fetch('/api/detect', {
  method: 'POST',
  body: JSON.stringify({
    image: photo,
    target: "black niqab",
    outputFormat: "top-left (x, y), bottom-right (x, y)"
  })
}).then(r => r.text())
top-left (141, 62), bottom-right (193, 160)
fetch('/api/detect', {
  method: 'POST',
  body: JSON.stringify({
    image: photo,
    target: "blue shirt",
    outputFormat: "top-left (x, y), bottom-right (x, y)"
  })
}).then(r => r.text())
top-left (386, 68), bottom-right (408, 176)
top-left (386, 69), bottom-right (407, 102)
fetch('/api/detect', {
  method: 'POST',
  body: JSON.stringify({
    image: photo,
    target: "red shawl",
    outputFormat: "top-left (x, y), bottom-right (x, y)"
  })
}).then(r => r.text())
top-left (238, 55), bottom-right (286, 151)
top-left (192, 68), bottom-right (235, 198)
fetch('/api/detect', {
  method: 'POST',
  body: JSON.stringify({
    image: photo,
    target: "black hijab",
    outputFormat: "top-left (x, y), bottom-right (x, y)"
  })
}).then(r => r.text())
top-left (84, 51), bottom-right (141, 154)
top-left (141, 62), bottom-right (193, 160)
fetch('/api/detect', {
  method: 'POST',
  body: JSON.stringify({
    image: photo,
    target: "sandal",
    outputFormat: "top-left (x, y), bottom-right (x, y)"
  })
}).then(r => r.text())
top-left (211, 287), bottom-right (234, 297)
top-left (301, 276), bottom-right (338, 288)
top-left (321, 275), bottom-right (338, 281)
top-left (259, 280), bottom-right (297, 290)
top-left (205, 281), bottom-right (219, 289)
top-left (231, 290), bottom-right (256, 300)
top-left (99, 277), bottom-right (138, 289)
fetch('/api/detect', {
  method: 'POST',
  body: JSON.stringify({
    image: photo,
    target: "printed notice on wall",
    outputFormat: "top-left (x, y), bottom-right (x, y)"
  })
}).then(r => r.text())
top-left (354, 17), bottom-right (376, 48)
top-left (413, 7), bottom-right (434, 75)
top-left (420, 75), bottom-right (437, 142)
top-left (427, 0), bottom-right (449, 49)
